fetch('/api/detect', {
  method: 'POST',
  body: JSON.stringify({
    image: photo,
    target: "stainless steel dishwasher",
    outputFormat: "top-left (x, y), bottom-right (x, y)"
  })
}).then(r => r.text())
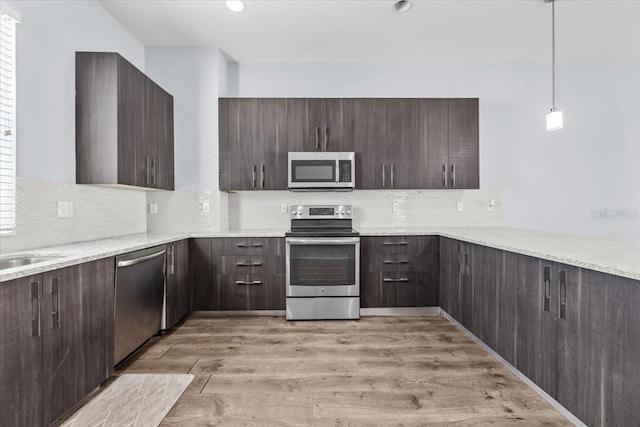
top-left (114, 245), bottom-right (166, 365)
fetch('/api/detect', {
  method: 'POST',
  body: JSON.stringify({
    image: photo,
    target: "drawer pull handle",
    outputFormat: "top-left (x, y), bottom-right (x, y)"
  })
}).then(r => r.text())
top-left (383, 260), bottom-right (409, 264)
top-left (559, 270), bottom-right (567, 320)
top-left (383, 278), bottom-right (409, 283)
top-left (382, 242), bottom-right (408, 246)
top-left (31, 281), bottom-right (40, 337)
top-left (543, 266), bottom-right (551, 312)
top-left (51, 278), bottom-right (60, 330)
top-left (235, 280), bottom-right (262, 285)
top-left (236, 243), bottom-right (263, 248)
top-left (236, 262), bottom-right (262, 267)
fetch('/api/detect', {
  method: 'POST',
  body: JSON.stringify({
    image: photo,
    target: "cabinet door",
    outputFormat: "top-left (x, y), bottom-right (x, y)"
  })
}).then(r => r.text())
top-left (248, 275), bottom-right (286, 310)
top-left (385, 99), bottom-right (421, 189)
top-left (354, 99), bottom-right (387, 189)
top-left (157, 90), bottom-right (174, 190)
top-left (515, 258), bottom-right (557, 397)
top-left (619, 276), bottom-right (640, 424)
top-left (260, 98), bottom-right (288, 190)
top-left (497, 251), bottom-right (519, 365)
top-left (420, 99), bottom-right (449, 188)
top-left (321, 98), bottom-right (354, 152)
top-left (448, 98), bottom-right (479, 189)
top-left (287, 98), bottom-right (322, 152)
top-left (228, 99), bottom-right (286, 190)
top-left (0, 275), bottom-right (43, 427)
top-left (117, 56), bottom-right (146, 187)
top-left (41, 259), bottom-right (114, 425)
top-left (228, 99), bottom-right (263, 190)
top-left (190, 239), bottom-right (213, 310)
top-left (145, 79), bottom-right (163, 189)
top-left (556, 267), bottom-right (604, 426)
top-left (166, 240), bottom-right (190, 327)
top-left (478, 246), bottom-right (500, 351)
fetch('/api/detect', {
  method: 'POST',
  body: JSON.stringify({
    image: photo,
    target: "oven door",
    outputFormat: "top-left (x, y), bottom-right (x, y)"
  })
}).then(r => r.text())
top-left (286, 237), bottom-right (360, 297)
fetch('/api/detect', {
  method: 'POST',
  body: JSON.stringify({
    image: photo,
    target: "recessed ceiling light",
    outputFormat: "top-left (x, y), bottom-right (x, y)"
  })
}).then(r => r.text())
top-left (226, 0), bottom-right (245, 13)
top-left (393, 0), bottom-right (412, 14)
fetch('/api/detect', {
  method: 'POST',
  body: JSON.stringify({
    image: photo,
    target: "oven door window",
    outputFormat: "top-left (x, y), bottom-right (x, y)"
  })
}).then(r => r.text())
top-left (291, 160), bottom-right (336, 183)
top-left (289, 245), bottom-right (355, 286)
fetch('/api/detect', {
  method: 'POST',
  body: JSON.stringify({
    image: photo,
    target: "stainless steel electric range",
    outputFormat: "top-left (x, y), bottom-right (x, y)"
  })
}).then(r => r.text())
top-left (285, 205), bottom-right (360, 320)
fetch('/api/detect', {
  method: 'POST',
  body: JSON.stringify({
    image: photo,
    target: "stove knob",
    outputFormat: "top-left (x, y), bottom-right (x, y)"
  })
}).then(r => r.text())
top-left (347, 210), bottom-right (351, 214)
top-left (340, 210), bottom-right (346, 215)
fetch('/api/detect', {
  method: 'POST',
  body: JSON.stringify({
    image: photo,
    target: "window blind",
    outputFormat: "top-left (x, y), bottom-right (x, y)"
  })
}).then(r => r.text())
top-left (0, 11), bottom-right (17, 235)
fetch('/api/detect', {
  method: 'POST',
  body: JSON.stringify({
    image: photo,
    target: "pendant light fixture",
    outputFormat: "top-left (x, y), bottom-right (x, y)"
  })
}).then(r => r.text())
top-left (545, 0), bottom-right (563, 131)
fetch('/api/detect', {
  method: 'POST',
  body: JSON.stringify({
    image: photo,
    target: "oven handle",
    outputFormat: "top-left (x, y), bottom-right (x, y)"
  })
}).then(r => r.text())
top-left (286, 237), bottom-right (360, 245)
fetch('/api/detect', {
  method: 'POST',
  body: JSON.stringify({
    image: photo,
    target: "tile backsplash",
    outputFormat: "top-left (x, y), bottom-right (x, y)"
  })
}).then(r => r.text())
top-left (228, 189), bottom-right (501, 230)
top-left (146, 190), bottom-right (228, 233)
top-left (0, 179), bottom-right (147, 254)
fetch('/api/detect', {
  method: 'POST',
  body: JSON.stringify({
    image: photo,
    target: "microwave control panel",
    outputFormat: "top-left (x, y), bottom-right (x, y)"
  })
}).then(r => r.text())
top-left (339, 160), bottom-right (352, 183)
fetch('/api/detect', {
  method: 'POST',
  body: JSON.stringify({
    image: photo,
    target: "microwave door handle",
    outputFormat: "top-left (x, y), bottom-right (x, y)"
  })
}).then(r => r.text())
top-left (336, 160), bottom-right (340, 183)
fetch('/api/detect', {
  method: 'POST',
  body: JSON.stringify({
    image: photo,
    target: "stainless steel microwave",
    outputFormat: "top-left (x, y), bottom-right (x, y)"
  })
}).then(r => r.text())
top-left (288, 152), bottom-right (355, 191)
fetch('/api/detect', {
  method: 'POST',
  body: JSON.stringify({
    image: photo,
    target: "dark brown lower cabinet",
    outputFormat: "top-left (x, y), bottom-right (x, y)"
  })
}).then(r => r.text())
top-left (190, 237), bottom-right (286, 311)
top-left (0, 259), bottom-right (114, 427)
top-left (189, 238), bottom-right (213, 310)
top-left (442, 238), bottom-right (640, 426)
top-left (166, 240), bottom-right (190, 327)
top-left (361, 236), bottom-right (439, 308)
top-left (0, 275), bottom-right (43, 427)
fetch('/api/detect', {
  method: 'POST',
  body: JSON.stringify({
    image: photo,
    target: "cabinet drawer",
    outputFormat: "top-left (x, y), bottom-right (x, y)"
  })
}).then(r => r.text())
top-left (363, 236), bottom-right (436, 254)
top-left (368, 253), bottom-right (434, 272)
top-left (361, 271), bottom-right (437, 308)
top-left (215, 274), bottom-right (285, 311)
top-left (212, 256), bottom-right (285, 275)
top-left (214, 237), bottom-right (284, 256)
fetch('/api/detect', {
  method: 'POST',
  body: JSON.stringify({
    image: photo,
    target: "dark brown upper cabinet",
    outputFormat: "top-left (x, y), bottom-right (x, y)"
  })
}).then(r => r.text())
top-left (354, 98), bottom-right (479, 190)
top-left (76, 52), bottom-right (174, 190)
top-left (287, 98), bottom-right (354, 152)
top-left (219, 98), bottom-right (287, 191)
top-left (446, 98), bottom-right (479, 189)
top-left (219, 97), bottom-right (478, 191)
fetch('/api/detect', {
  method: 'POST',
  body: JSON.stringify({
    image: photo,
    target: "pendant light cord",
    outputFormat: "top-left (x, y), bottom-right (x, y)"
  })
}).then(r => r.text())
top-left (552, 0), bottom-right (556, 110)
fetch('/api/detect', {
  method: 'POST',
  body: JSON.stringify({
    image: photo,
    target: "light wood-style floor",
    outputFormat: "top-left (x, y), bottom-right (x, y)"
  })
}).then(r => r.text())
top-left (117, 315), bottom-right (572, 426)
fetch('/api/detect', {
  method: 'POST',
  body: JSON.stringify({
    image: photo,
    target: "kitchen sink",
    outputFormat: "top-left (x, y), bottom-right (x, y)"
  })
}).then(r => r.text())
top-left (0, 255), bottom-right (64, 270)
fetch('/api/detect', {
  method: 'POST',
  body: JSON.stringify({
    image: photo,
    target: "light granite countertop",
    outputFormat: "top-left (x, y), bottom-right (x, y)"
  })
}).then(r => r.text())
top-left (2, 227), bottom-right (639, 282)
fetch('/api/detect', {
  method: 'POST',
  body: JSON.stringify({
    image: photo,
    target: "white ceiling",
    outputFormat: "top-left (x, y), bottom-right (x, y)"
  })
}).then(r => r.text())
top-left (99, 0), bottom-right (640, 63)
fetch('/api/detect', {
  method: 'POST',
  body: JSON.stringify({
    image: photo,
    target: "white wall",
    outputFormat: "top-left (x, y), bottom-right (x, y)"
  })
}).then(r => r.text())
top-left (145, 47), bottom-right (224, 191)
top-left (227, 61), bottom-right (640, 241)
top-left (8, 0), bottom-right (145, 183)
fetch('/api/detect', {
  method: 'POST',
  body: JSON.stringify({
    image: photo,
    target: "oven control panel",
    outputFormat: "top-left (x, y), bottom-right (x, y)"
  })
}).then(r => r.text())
top-left (291, 205), bottom-right (353, 219)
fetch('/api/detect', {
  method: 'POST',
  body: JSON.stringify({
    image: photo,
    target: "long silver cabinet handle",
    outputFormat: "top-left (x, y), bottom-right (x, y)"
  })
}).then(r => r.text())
top-left (252, 165), bottom-right (257, 189)
top-left (451, 164), bottom-right (456, 187)
top-left (543, 266), bottom-right (551, 312)
top-left (261, 165), bottom-right (265, 189)
top-left (235, 280), bottom-right (262, 285)
top-left (169, 245), bottom-right (175, 275)
top-left (31, 280), bottom-right (41, 337)
top-left (117, 249), bottom-right (166, 268)
top-left (383, 278), bottom-right (409, 282)
top-left (383, 260), bottom-right (409, 264)
top-left (236, 243), bottom-right (263, 248)
top-left (390, 164), bottom-right (395, 188)
top-left (324, 126), bottom-right (328, 151)
top-left (382, 164), bottom-right (386, 187)
top-left (51, 277), bottom-right (60, 329)
top-left (443, 164), bottom-right (448, 187)
top-left (151, 157), bottom-right (156, 185)
top-left (382, 242), bottom-right (408, 246)
top-left (236, 262), bottom-right (263, 267)
top-left (315, 127), bottom-right (320, 150)
top-left (286, 237), bottom-right (360, 245)
top-left (145, 156), bottom-right (150, 184)
top-left (559, 270), bottom-right (567, 320)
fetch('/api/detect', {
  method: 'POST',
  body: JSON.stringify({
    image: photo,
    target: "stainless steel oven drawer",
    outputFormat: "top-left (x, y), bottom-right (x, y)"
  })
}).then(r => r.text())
top-left (286, 297), bottom-right (359, 320)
